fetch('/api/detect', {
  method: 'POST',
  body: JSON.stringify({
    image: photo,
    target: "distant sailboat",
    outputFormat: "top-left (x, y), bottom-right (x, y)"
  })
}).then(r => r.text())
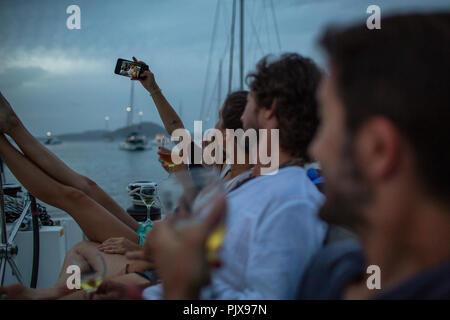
top-left (119, 131), bottom-right (149, 151)
top-left (119, 81), bottom-right (150, 151)
top-left (44, 131), bottom-right (62, 145)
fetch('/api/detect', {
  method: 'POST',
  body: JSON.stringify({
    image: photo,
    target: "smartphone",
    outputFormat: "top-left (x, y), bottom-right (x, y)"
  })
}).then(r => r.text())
top-left (114, 58), bottom-right (148, 79)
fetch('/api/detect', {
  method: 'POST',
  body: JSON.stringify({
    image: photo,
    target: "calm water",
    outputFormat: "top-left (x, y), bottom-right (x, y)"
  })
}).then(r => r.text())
top-left (4, 141), bottom-right (168, 213)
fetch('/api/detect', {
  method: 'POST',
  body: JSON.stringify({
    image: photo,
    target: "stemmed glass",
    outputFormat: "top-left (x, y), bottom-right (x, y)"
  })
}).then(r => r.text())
top-left (158, 174), bottom-right (185, 219)
top-left (139, 185), bottom-right (158, 226)
top-left (73, 254), bottom-right (106, 293)
top-left (158, 167), bottom-right (226, 263)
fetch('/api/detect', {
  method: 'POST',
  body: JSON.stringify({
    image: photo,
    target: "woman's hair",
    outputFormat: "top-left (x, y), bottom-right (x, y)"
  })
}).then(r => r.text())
top-left (221, 90), bottom-right (249, 130)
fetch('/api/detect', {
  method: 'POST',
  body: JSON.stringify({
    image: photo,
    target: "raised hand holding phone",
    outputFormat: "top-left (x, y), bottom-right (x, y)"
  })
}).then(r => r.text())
top-left (130, 57), bottom-right (159, 94)
top-left (114, 58), bottom-right (149, 80)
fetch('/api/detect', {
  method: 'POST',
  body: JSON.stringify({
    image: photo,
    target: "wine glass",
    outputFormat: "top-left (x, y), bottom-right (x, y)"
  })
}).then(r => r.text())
top-left (158, 174), bottom-right (185, 218)
top-left (159, 167), bottom-right (227, 263)
top-left (139, 185), bottom-right (158, 226)
top-left (187, 167), bottom-right (227, 264)
top-left (73, 254), bottom-right (106, 293)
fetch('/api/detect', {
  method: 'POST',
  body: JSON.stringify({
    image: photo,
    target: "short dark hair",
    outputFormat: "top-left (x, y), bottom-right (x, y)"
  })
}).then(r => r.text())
top-left (246, 53), bottom-right (322, 160)
top-left (222, 90), bottom-right (248, 130)
top-left (320, 12), bottom-right (450, 204)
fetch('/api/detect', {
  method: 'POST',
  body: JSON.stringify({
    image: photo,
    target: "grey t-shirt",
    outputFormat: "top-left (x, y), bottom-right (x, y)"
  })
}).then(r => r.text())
top-left (297, 239), bottom-right (365, 300)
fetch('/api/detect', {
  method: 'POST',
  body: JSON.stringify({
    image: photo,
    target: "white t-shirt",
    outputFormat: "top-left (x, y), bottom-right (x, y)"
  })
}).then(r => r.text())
top-left (142, 166), bottom-right (327, 300)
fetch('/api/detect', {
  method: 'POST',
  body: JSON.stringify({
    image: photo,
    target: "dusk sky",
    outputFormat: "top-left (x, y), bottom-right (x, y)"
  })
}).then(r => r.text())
top-left (1, 0), bottom-right (449, 136)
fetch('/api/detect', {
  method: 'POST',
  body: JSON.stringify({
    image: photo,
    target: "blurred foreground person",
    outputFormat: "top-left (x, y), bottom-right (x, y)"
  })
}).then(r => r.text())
top-left (301, 12), bottom-right (450, 300)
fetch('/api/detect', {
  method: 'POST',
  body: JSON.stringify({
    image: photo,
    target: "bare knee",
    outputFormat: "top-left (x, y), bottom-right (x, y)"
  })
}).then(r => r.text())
top-left (80, 176), bottom-right (100, 196)
top-left (59, 185), bottom-right (88, 207)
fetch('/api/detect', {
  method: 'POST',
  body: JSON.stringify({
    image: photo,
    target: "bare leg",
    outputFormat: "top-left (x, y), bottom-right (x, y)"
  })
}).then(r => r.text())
top-left (0, 241), bottom-right (137, 300)
top-left (58, 273), bottom-right (151, 300)
top-left (57, 290), bottom-right (89, 300)
top-left (0, 92), bottom-right (139, 231)
top-left (0, 134), bottom-right (138, 243)
top-left (55, 241), bottom-right (132, 287)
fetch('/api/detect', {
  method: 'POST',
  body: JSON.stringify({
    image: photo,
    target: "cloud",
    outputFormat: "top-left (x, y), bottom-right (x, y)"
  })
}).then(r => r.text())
top-left (1, 0), bottom-right (449, 136)
top-left (1, 47), bottom-right (109, 76)
top-left (0, 66), bottom-right (49, 89)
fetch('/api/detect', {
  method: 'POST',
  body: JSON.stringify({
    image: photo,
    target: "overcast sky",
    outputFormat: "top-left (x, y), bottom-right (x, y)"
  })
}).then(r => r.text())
top-left (1, 0), bottom-right (448, 136)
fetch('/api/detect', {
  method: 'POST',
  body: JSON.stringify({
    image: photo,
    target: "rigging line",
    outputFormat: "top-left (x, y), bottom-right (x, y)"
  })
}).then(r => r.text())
top-left (228, 0), bottom-right (237, 95)
top-left (199, 0), bottom-right (221, 121)
top-left (217, 59), bottom-right (223, 117)
top-left (205, 72), bottom-right (219, 127)
top-left (245, 9), bottom-right (259, 76)
top-left (269, 0), bottom-right (282, 51)
top-left (262, 0), bottom-right (273, 54)
top-left (209, 0), bottom-right (230, 117)
top-left (250, 1), bottom-right (265, 69)
top-left (254, 1), bottom-right (266, 53)
top-left (239, 0), bottom-right (244, 90)
top-left (220, 0), bottom-right (231, 44)
top-left (203, 0), bottom-right (230, 125)
top-left (220, 1), bottom-right (232, 63)
top-left (244, 0), bottom-right (260, 80)
top-left (248, 1), bottom-right (264, 57)
top-left (216, 0), bottom-right (233, 105)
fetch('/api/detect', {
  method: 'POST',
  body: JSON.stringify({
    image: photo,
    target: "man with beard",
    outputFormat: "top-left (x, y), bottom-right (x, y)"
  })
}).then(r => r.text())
top-left (299, 12), bottom-right (450, 299)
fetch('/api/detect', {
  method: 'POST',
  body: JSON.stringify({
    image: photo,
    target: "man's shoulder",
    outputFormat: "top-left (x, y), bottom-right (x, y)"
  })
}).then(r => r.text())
top-left (239, 166), bottom-right (317, 195)
top-left (374, 260), bottom-right (450, 300)
top-left (226, 166), bottom-right (323, 224)
top-left (297, 240), bottom-right (365, 299)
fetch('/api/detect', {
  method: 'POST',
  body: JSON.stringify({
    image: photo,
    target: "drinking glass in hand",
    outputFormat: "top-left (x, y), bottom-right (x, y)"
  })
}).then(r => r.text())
top-left (160, 167), bottom-right (227, 264)
top-left (158, 174), bottom-right (185, 218)
top-left (73, 254), bottom-right (106, 293)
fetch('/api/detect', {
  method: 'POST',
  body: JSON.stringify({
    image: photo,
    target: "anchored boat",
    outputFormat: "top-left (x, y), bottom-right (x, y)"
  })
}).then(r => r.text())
top-left (119, 132), bottom-right (150, 151)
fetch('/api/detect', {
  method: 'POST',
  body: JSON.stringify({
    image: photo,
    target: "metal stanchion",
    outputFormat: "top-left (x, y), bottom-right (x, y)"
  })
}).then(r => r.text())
top-left (0, 158), bottom-right (25, 287)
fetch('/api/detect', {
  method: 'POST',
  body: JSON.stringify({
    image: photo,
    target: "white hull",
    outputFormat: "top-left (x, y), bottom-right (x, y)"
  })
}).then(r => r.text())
top-left (119, 141), bottom-right (150, 151)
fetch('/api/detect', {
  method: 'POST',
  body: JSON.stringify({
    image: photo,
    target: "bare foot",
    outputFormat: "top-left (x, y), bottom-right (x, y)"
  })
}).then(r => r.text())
top-left (0, 91), bottom-right (20, 134)
top-left (0, 284), bottom-right (74, 300)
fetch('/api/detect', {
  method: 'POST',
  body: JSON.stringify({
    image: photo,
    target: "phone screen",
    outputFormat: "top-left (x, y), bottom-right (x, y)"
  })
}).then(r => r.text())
top-left (118, 60), bottom-right (142, 78)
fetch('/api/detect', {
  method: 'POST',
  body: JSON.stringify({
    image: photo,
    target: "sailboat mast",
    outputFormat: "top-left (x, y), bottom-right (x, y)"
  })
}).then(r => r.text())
top-left (239, 0), bottom-right (244, 90)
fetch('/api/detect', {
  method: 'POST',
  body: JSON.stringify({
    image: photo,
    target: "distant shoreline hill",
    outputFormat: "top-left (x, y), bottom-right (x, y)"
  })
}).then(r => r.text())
top-left (38, 122), bottom-right (167, 142)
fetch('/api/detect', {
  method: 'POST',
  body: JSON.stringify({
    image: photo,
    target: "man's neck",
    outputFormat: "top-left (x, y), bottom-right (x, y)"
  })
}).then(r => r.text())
top-left (365, 197), bottom-right (450, 294)
top-left (228, 163), bottom-right (253, 178)
top-left (253, 150), bottom-right (295, 177)
top-left (228, 152), bottom-right (254, 178)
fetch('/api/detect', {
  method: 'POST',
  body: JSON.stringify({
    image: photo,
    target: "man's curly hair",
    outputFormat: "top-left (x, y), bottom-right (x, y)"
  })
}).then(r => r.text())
top-left (246, 53), bottom-right (322, 160)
